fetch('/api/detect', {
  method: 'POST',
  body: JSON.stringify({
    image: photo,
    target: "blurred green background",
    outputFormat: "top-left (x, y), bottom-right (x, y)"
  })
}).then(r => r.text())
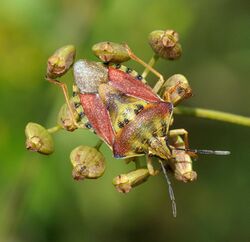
top-left (0, 0), bottom-right (249, 241)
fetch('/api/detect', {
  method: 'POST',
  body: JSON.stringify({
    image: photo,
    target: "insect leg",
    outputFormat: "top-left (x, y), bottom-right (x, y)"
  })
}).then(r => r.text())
top-left (46, 77), bottom-right (79, 127)
top-left (168, 128), bottom-right (190, 150)
top-left (124, 44), bottom-right (165, 93)
top-left (146, 155), bottom-right (159, 176)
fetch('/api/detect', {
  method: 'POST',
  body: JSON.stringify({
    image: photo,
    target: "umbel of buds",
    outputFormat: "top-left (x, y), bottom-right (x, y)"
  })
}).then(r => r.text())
top-left (148, 30), bottom-right (182, 60)
top-left (161, 74), bottom-right (192, 106)
top-left (113, 169), bottom-right (150, 193)
top-left (25, 122), bottom-right (54, 155)
top-left (70, 146), bottom-right (106, 180)
top-left (92, 42), bottom-right (130, 63)
top-left (47, 45), bottom-right (76, 79)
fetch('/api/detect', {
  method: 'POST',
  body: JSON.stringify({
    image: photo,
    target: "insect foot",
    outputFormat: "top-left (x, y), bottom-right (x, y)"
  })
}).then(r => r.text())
top-left (57, 98), bottom-right (80, 131)
top-left (70, 146), bottom-right (106, 180)
top-left (148, 29), bottom-right (182, 60)
top-left (46, 45), bottom-right (76, 79)
top-left (112, 169), bottom-right (150, 193)
top-left (25, 122), bottom-right (54, 155)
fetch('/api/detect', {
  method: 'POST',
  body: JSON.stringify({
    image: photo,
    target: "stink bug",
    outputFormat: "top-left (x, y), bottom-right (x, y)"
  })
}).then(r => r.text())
top-left (44, 40), bottom-right (230, 217)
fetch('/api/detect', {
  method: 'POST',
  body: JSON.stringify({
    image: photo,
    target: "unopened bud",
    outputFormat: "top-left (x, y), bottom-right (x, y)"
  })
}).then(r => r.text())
top-left (25, 122), bottom-right (54, 155)
top-left (47, 45), bottom-right (76, 79)
top-left (148, 30), bottom-right (182, 60)
top-left (57, 98), bottom-right (79, 131)
top-left (161, 74), bottom-right (192, 105)
top-left (92, 42), bottom-right (130, 63)
top-left (70, 146), bottom-right (105, 180)
top-left (169, 135), bottom-right (197, 182)
top-left (113, 169), bottom-right (150, 193)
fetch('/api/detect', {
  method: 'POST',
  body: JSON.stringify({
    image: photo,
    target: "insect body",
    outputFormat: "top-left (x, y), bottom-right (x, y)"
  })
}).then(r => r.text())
top-left (73, 61), bottom-right (173, 161)
top-left (43, 41), bottom-right (230, 217)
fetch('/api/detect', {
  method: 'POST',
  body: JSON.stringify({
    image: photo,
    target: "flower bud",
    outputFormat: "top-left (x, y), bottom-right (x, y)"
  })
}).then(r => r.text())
top-left (25, 122), bottom-right (54, 155)
top-left (47, 45), bottom-right (76, 79)
top-left (148, 30), bottom-right (182, 60)
top-left (57, 98), bottom-right (79, 131)
top-left (92, 42), bottom-right (130, 63)
top-left (168, 135), bottom-right (197, 182)
top-left (70, 146), bottom-right (105, 180)
top-left (161, 74), bottom-right (192, 105)
top-left (113, 169), bottom-right (150, 193)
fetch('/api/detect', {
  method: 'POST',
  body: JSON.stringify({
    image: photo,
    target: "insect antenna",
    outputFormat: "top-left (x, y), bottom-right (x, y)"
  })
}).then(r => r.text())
top-left (174, 148), bottom-right (231, 156)
top-left (159, 160), bottom-right (177, 218)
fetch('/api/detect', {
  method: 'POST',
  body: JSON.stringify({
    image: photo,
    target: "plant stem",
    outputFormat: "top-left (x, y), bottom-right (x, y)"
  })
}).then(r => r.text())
top-left (174, 106), bottom-right (250, 127)
top-left (47, 125), bottom-right (62, 134)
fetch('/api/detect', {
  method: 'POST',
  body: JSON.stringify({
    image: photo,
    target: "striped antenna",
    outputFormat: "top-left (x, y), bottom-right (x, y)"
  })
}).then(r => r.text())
top-left (174, 148), bottom-right (231, 156)
top-left (159, 160), bottom-right (177, 218)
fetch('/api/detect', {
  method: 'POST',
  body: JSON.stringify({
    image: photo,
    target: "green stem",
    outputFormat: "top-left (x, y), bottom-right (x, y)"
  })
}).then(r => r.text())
top-left (142, 54), bottom-right (159, 78)
top-left (95, 139), bottom-right (103, 150)
top-left (174, 106), bottom-right (250, 127)
top-left (47, 125), bottom-right (62, 134)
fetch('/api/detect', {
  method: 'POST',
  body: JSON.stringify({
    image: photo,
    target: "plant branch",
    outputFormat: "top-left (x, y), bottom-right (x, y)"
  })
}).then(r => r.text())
top-left (47, 125), bottom-right (62, 134)
top-left (174, 106), bottom-right (250, 127)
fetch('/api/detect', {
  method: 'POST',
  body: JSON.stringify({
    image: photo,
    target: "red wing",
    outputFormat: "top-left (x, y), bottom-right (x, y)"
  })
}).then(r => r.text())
top-left (79, 93), bottom-right (114, 146)
top-left (108, 67), bottom-right (161, 103)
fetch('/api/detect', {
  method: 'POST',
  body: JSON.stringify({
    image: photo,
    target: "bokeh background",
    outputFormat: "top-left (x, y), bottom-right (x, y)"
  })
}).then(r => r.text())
top-left (0, 0), bottom-right (250, 241)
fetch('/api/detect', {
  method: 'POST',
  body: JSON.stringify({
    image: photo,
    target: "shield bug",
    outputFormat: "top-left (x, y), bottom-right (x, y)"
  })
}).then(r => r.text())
top-left (44, 41), bottom-right (230, 217)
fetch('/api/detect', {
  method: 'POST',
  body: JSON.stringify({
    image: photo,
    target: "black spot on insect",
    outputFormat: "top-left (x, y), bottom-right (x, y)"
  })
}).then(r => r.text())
top-left (74, 102), bottom-right (81, 108)
top-left (85, 122), bottom-right (92, 129)
top-left (124, 118), bottom-right (129, 124)
top-left (134, 104), bottom-right (144, 115)
top-left (118, 121), bottom-right (124, 128)
top-left (136, 74), bottom-right (143, 80)
top-left (79, 112), bottom-right (85, 118)
top-left (115, 63), bottom-right (121, 69)
top-left (72, 91), bottom-right (77, 97)
top-left (161, 122), bottom-right (167, 135)
top-left (136, 104), bottom-right (144, 112)
top-left (103, 61), bottom-right (109, 66)
top-left (126, 67), bottom-right (132, 74)
top-left (135, 146), bottom-right (144, 153)
top-left (134, 109), bottom-right (140, 115)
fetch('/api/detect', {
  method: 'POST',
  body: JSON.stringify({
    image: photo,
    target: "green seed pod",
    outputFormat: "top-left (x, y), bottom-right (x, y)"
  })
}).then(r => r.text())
top-left (148, 30), bottom-right (182, 60)
top-left (160, 74), bottom-right (192, 106)
top-left (92, 42), bottom-right (130, 63)
top-left (57, 98), bottom-right (79, 131)
top-left (25, 122), bottom-right (54, 155)
top-left (47, 45), bottom-right (76, 79)
top-left (70, 146), bottom-right (105, 180)
top-left (112, 169), bottom-right (150, 193)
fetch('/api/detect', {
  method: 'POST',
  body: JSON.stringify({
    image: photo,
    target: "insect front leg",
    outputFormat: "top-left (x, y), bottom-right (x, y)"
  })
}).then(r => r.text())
top-left (124, 44), bottom-right (165, 93)
top-left (168, 128), bottom-right (190, 149)
top-left (46, 77), bottom-right (79, 128)
top-left (146, 155), bottom-right (159, 176)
